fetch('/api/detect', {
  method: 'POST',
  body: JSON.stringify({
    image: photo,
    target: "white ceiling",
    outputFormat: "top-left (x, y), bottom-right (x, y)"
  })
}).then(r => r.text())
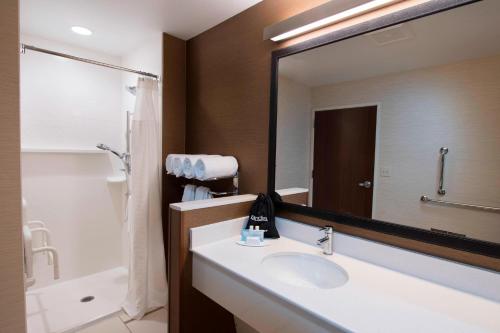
top-left (20, 0), bottom-right (262, 56)
top-left (279, 0), bottom-right (500, 87)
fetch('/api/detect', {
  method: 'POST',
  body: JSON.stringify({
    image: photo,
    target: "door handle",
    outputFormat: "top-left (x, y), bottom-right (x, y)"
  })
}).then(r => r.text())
top-left (358, 181), bottom-right (372, 189)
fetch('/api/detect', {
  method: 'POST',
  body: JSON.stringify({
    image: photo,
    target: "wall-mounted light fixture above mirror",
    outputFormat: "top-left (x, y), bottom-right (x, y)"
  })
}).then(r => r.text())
top-left (263, 0), bottom-right (403, 42)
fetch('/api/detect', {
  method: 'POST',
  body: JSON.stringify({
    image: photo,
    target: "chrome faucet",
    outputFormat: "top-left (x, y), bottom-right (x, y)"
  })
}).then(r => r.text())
top-left (317, 226), bottom-right (333, 255)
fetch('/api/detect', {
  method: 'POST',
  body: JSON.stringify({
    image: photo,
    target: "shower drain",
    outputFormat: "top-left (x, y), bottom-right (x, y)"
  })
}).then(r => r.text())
top-left (80, 296), bottom-right (95, 303)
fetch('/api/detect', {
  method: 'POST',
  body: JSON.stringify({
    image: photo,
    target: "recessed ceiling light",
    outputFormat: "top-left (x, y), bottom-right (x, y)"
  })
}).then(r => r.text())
top-left (71, 26), bottom-right (92, 36)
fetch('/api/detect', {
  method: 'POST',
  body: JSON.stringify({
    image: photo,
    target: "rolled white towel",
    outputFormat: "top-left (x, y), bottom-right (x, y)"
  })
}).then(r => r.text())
top-left (173, 156), bottom-right (185, 177)
top-left (166, 154), bottom-right (184, 174)
top-left (194, 186), bottom-right (213, 200)
top-left (182, 155), bottom-right (209, 179)
top-left (194, 156), bottom-right (238, 180)
top-left (182, 184), bottom-right (196, 202)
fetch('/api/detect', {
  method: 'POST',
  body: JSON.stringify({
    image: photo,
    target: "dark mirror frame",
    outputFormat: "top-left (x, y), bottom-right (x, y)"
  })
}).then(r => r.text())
top-left (267, 0), bottom-right (500, 260)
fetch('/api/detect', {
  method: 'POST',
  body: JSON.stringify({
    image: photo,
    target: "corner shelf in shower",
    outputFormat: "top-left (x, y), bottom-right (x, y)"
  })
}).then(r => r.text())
top-left (21, 147), bottom-right (107, 154)
top-left (106, 175), bottom-right (127, 184)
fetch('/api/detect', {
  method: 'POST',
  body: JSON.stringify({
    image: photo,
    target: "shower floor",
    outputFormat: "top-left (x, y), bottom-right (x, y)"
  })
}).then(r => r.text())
top-left (26, 267), bottom-right (128, 333)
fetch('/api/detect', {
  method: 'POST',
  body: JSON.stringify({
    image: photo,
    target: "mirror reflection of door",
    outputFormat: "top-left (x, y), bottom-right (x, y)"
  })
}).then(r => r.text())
top-left (312, 106), bottom-right (377, 218)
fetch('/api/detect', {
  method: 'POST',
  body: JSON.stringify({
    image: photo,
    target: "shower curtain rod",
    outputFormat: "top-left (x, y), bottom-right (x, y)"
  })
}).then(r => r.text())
top-left (20, 43), bottom-right (160, 80)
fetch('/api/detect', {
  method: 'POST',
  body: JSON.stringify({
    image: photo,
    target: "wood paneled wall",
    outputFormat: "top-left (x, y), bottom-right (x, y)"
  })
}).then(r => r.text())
top-left (0, 0), bottom-right (27, 332)
top-left (186, 0), bottom-right (329, 195)
top-left (162, 34), bottom-right (187, 270)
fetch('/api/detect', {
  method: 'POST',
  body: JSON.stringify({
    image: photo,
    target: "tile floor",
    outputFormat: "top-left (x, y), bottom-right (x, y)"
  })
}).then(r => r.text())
top-left (76, 308), bottom-right (168, 333)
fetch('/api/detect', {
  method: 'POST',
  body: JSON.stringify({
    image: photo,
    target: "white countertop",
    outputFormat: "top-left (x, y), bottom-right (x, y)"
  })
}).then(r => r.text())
top-left (170, 194), bottom-right (256, 211)
top-left (191, 231), bottom-right (500, 333)
top-left (170, 188), bottom-right (310, 212)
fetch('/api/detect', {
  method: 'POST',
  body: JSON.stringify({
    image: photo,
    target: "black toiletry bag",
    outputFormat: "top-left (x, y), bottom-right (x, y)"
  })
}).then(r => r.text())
top-left (246, 193), bottom-right (280, 239)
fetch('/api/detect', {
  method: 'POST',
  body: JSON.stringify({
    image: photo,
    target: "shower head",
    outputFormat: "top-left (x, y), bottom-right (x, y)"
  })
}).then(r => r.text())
top-left (126, 85), bottom-right (136, 96)
top-left (96, 143), bottom-right (110, 151)
top-left (96, 143), bottom-right (121, 158)
top-left (96, 143), bottom-right (131, 174)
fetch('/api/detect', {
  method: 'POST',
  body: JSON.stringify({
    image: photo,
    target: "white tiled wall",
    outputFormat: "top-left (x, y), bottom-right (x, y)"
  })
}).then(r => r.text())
top-left (20, 35), bottom-right (127, 288)
top-left (20, 34), bottom-right (124, 151)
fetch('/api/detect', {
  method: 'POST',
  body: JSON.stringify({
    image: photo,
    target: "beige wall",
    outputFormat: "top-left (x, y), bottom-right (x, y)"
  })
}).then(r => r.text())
top-left (0, 0), bottom-right (26, 332)
top-left (276, 76), bottom-right (311, 190)
top-left (311, 55), bottom-right (500, 242)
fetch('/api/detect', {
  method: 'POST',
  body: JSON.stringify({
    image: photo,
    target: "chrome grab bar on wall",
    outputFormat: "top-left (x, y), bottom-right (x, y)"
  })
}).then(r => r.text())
top-left (420, 195), bottom-right (500, 213)
top-left (438, 147), bottom-right (448, 195)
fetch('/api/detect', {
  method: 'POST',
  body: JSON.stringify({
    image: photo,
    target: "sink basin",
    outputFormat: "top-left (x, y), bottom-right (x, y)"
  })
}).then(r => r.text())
top-left (261, 252), bottom-right (348, 289)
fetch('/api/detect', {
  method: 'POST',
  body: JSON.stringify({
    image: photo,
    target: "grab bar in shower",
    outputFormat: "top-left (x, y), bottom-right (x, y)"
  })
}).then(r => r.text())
top-left (420, 195), bottom-right (500, 213)
top-left (437, 147), bottom-right (448, 195)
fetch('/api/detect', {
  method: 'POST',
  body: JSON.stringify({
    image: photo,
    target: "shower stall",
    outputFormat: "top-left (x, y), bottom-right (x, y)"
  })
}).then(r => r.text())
top-left (20, 35), bottom-right (164, 333)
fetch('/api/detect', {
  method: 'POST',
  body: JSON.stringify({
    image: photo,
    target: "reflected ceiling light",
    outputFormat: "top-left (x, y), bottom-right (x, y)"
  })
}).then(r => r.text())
top-left (264, 0), bottom-right (402, 42)
top-left (71, 26), bottom-right (93, 36)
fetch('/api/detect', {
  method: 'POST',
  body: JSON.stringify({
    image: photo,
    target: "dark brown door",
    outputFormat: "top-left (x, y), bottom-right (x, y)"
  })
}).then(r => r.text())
top-left (312, 106), bottom-right (377, 218)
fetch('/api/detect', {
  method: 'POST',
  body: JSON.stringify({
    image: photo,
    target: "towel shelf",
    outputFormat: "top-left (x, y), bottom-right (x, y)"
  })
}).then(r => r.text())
top-left (420, 195), bottom-right (500, 213)
top-left (181, 185), bottom-right (238, 196)
top-left (179, 172), bottom-right (239, 197)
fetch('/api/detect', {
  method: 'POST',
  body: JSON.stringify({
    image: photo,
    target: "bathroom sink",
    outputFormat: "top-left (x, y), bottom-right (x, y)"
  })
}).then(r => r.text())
top-left (261, 252), bottom-right (348, 289)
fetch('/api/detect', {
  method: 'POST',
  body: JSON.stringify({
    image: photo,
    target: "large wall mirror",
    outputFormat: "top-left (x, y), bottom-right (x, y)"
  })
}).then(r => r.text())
top-left (269, 0), bottom-right (500, 258)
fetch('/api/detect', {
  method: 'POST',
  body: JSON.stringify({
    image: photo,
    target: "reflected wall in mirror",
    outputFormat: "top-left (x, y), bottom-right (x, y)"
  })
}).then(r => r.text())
top-left (275, 0), bottom-right (500, 243)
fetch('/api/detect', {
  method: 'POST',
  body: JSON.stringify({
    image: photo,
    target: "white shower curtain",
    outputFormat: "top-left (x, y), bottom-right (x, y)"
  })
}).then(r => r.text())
top-left (123, 77), bottom-right (167, 319)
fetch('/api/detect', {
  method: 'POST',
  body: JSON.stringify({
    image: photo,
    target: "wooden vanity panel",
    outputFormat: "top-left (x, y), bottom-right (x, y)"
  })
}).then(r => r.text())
top-left (278, 211), bottom-right (500, 272)
top-left (168, 201), bottom-right (253, 333)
